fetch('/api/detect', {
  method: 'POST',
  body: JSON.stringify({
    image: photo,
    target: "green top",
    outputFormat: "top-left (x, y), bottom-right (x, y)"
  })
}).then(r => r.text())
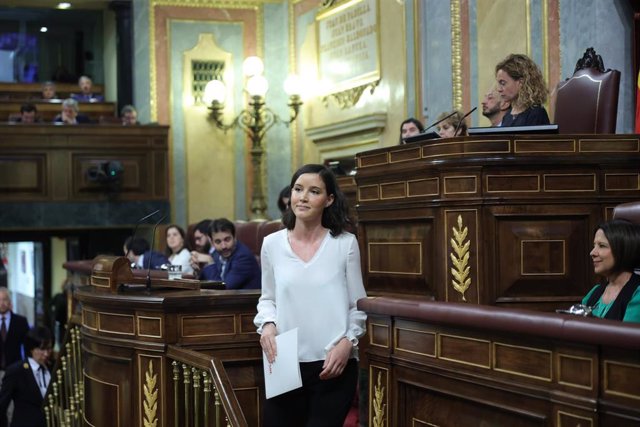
top-left (582, 284), bottom-right (640, 323)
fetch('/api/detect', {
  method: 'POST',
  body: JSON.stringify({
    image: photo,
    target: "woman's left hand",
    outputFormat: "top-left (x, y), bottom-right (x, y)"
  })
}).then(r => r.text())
top-left (319, 338), bottom-right (352, 380)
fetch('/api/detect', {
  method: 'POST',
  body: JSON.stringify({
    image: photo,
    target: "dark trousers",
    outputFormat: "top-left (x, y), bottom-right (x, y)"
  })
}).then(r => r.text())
top-left (263, 359), bottom-right (358, 427)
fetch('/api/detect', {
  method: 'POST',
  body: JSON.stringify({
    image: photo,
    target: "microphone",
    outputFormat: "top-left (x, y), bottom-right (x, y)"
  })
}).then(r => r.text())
top-left (146, 213), bottom-right (167, 291)
top-left (453, 107), bottom-right (477, 137)
top-left (422, 110), bottom-right (459, 134)
top-left (124, 209), bottom-right (161, 264)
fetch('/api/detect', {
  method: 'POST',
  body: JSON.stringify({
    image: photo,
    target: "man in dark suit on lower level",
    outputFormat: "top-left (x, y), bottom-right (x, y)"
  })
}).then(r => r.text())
top-left (0, 289), bottom-right (29, 376)
top-left (0, 326), bottom-right (52, 427)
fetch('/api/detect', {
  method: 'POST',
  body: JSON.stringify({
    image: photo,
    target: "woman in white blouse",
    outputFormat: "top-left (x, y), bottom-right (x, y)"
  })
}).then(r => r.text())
top-left (165, 224), bottom-right (193, 274)
top-left (255, 164), bottom-right (367, 426)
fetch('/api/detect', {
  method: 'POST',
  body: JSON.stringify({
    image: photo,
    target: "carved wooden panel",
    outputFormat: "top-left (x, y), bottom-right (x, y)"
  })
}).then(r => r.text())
top-left (0, 154), bottom-right (46, 197)
top-left (0, 124), bottom-right (169, 202)
top-left (363, 220), bottom-right (435, 296)
top-left (490, 208), bottom-right (590, 304)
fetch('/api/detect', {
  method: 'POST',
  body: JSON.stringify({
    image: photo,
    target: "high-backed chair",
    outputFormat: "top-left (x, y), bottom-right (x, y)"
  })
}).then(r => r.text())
top-left (554, 47), bottom-right (620, 134)
top-left (612, 201), bottom-right (640, 223)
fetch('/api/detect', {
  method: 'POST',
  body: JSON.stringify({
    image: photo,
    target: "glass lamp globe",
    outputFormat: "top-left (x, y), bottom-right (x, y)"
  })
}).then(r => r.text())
top-left (242, 56), bottom-right (264, 77)
top-left (283, 74), bottom-right (303, 97)
top-left (246, 75), bottom-right (269, 97)
top-left (203, 80), bottom-right (226, 104)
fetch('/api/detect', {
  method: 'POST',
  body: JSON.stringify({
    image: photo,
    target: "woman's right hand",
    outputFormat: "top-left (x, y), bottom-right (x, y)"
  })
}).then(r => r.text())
top-left (260, 323), bottom-right (277, 363)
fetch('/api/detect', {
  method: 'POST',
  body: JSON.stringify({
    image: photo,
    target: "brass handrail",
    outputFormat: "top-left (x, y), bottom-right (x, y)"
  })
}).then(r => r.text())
top-left (44, 316), bottom-right (83, 427)
top-left (167, 345), bottom-right (248, 427)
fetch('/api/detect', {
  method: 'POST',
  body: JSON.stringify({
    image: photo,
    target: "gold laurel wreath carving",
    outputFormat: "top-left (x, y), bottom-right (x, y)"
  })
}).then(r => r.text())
top-left (372, 371), bottom-right (386, 427)
top-left (450, 214), bottom-right (471, 301)
top-left (143, 361), bottom-right (159, 427)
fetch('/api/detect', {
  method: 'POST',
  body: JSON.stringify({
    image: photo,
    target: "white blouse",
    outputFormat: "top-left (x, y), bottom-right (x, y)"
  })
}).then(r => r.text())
top-left (169, 248), bottom-right (194, 274)
top-left (254, 229), bottom-right (367, 362)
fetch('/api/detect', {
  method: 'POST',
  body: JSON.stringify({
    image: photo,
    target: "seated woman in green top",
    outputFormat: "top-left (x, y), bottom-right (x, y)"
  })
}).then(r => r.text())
top-left (582, 220), bottom-right (640, 322)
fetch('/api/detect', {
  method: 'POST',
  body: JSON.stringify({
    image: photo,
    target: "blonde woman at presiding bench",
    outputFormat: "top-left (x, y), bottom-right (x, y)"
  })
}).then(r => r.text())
top-left (255, 164), bottom-right (367, 427)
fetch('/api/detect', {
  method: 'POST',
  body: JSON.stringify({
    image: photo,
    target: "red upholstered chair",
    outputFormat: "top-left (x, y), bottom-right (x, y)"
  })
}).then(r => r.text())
top-left (612, 201), bottom-right (640, 223)
top-left (554, 47), bottom-right (620, 134)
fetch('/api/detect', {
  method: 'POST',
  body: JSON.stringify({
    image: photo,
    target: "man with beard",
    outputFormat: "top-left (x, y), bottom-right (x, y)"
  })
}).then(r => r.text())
top-left (190, 219), bottom-right (214, 274)
top-left (481, 86), bottom-right (510, 126)
top-left (200, 218), bottom-right (261, 289)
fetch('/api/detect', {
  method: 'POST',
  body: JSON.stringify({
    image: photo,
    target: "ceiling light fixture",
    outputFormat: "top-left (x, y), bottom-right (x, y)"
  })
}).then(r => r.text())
top-left (57, 2), bottom-right (72, 9)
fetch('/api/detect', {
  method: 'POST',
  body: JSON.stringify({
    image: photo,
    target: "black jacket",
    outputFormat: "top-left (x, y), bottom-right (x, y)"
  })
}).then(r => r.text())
top-left (0, 313), bottom-right (29, 370)
top-left (0, 359), bottom-right (46, 427)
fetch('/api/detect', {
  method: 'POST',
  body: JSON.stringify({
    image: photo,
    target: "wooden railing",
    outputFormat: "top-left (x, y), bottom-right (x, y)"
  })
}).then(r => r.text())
top-left (45, 321), bottom-right (83, 427)
top-left (166, 346), bottom-right (248, 427)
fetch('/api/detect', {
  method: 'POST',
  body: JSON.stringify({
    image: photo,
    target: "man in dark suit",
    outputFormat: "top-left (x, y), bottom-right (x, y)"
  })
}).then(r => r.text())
top-left (0, 326), bottom-right (52, 427)
top-left (123, 237), bottom-right (170, 270)
top-left (200, 218), bottom-right (261, 289)
top-left (0, 288), bottom-right (29, 375)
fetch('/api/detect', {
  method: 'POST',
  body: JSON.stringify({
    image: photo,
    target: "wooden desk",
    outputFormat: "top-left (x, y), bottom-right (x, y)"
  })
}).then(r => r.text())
top-left (359, 296), bottom-right (640, 426)
top-left (72, 256), bottom-right (262, 426)
top-left (0, 123), bottom-right (169, 202)
top-left (354, 134), bottom-right (640, 310)
top-left (0, 99), bottom-right (115, 122)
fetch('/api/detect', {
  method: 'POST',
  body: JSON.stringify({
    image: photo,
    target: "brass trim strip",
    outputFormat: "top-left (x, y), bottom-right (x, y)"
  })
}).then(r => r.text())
top-left (556, 410), bottom-right (593, 427)
top-left (485, 174), bottom-right (540, 193)
top-left (493, 342), bottom-right (553, 382)
top-left (557, 353), bottom-right (594, 390)
top-left (543, 173), bottom-right (596, 192)
top-left (394, 326), bottom-right (436, 357)
top-left (98, 312), bottom-right (136, 336)
top-left (83, 370), bottom-right (121, 427)
top-left (438, 333), bottom-right (490, 369)
top-left (180, 314), bottom-right (237, 337)
top-left (443, 175), bottom-right (477, 195)
top-left (137, 315), bottom-right (164, 338)
top-left (368, 241), bottom-right (423, 275)
top-left (603, 360), bottom-right (640, 400)
top-left (369, 322), bottom-right (390, 349)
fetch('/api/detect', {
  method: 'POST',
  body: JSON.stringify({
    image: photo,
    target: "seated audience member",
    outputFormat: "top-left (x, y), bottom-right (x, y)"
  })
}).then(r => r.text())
top-left (436, 110), bottom-right (468, 138)
top-left (12, 103), bottom-right (38, 123)
top-left (190, 219), bottom-right (214, 273)
top-left (399, 117), bottom-right (424, 144)
top-left (0, 326), bottom-right (53, 427)
top-left (121, 105), bottom-right (139, 125)
top-left (165, 224), bottom-right (193, 274)
top-left (481, 86), bottom-right (510, 126)
top-left (581, 220), bottom-right (640, 322)
top-left (41, 81), bottom-right (58, 100)
top-left (495, 53), bottom-right (550, 127)
top-left (200, 218), bottom-right (261, 289)
top-left (71, 75), bottom-right (104, 102)
top-left (53, 98), bottom-right (92, 124)
top-left (123, 237), bottom-right (170, 270)
top-left (277, 185), bottom-right (291, 215)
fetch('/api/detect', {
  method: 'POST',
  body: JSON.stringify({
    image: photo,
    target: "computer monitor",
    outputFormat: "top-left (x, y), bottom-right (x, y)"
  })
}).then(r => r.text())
top-left (467, 124), bottom-right (559, 136)
top-left (402, 131), bottom-right (440, 144)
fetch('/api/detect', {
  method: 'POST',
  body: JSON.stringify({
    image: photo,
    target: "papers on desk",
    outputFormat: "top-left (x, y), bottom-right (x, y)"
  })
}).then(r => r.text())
top-left (262, 328), bottom-right (302, 399)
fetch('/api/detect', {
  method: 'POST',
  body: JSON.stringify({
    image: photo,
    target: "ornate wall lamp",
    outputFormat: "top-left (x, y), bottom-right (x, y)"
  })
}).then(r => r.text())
top-left (203, 56), bottom-right (303, 220)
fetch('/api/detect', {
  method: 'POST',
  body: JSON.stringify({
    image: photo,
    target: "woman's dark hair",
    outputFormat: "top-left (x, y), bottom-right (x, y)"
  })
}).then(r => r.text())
top-left (24, 326), bottom-right (52, 355)
top-left (282, 164), bottom-right (351, 236)
top-left (165, 224), bottom-right (188, 257)
top-left (277, 185), bottom-right (291, 214)
top-left (399, 117), bottom-right (424, 144)
top-left (596, 219), bottom-right (640, 274)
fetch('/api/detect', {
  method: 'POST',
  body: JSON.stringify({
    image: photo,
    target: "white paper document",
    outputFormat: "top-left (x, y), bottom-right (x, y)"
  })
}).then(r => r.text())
top-left (263, 327), bottom-right (302, 399)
